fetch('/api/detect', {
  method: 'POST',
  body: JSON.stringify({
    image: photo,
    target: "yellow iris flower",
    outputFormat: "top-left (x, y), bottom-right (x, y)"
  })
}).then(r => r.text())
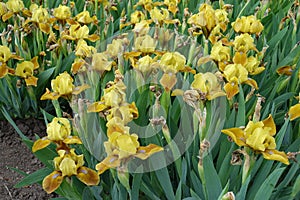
top-left (191, 72), bottom-right (226, 100)
top-left (43, 149), bottom-right (99, 194)
top-left (62, 24), bottom-right (100, 42)
top-left (32, 117), bottom-right (82, 152)
top-left (106, 103), bottom-right (139, 124)
top-left (211, 41), bottom-right (231, 62)
top-left (233, 33), bottom-right (257, 53)
top-left (135, 35), bottom-right (157, 53)
top-left (0, 45), bottom-right (13, 63)
top-left (75, 39), bottom-right (97, 57)
top-left (244, 56), bottom-right (265, 75)
top-left (6, 0), bottom-right (24, 13)
top-left (221, 115), bottom-right (289, 165)
top-left (15, 57), bottom-right (39, 86)
top-left (223, 63), bottom-right (258, 99)
top-left (160, 52), bottom-right (186, 73)
top-left (106, 38), bottom-right (128, 58)
top-left (91, 52), bottom-right (113, 72)
top-left (135, 55), bottom-right (158, 75)
top-left (96, 130), bottom-right (163, 175)
top-left (74, 11), bottom-right (97, 24)
top-left (0, 45), bottom-right (22, 78)
top-left (187, 3), bottom-right (228, 37)
top-left (2, 0), bottom-right (30, 22)
top-left (232, 15), bottom-right (264, 35)
top-left (87, 80), bottom-right (126, 113)
top-left (150, 7), bottom-right (169, 24)
top-left (223, 63), bottom-right (248, 84)
top-left (164, 0), bottom-right (180, 15)
top-left (27, 5), bottom-right (51, 34)
top-left (159, 51), bottom-right (195, 91)
top-left (0, 3), bottom-right (7, 18)
top-left (40, 71), bottom-right (89, 100)
top-left (53, 5), bottom-right (71, 20)
top-left (130, 11), bottom-right (146, 24)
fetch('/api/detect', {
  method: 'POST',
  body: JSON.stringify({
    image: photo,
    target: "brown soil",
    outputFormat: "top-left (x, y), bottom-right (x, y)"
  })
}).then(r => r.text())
top-left (0, 119), bottom-right (57, 200)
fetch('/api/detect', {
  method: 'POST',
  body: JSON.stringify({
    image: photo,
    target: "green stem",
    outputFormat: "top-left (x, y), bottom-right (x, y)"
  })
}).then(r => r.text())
top-left (187, 37), bottom-right (197, 66)
top-left (198, 164), bottom-right (208, 200)
top-left (52, 99), bottom-right (62, 117)
top-left (54, 51), bottom-right (63, 77)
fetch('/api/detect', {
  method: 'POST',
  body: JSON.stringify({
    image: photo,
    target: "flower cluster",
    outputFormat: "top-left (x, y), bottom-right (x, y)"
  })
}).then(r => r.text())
top-left (88, 70), bottom-right (163, 174)
top-left (0, 0), bottom-right (298, 198)
top-left (32, 117), bottom-right (99, 193)
top-left (202, 14), bottom-right (265, 99)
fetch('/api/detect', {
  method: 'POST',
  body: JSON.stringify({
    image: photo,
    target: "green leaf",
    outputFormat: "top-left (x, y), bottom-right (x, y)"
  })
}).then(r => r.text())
top-left (275, 163), bottom-right (300, 197)
top-left (254, 168), bottom-right (285, 200)
top-left (217, 181), bottom-right (230, 200)
top-left (155, 167), bottom-right (175, 200)
top-left (275, 118), bottom-right (289, 148)
top-left (140, 181), bottom-right (161, 200)
top-left (277, 45), bottom-right (300, 68)
top-left (190, 170), bottom-right (204, 199)
top-left (36, 67), bottom-right (55, 96)
top-left (236, 84), bottom-right (245, 127)
top-left (14, 168), bottom-right (52, 188)
top-left (175, 181), bottom-right (182, 200)
top-left (267, 27), bottom-right (288, 49)
top-left (131, 172), bottom-right (143, 200)
top-left (291, 174), bottom-right (300, 198)
top-left (82, 186), bottom-right (95, 200)
top-left (236, 176), bottom-right (251, 200)
top-left (203, 155), bottom-right (222, 200)
top-left (189, 189), bottom-right (203, 200)
top-left (61, 52), bottom-right (76, 72)
top-left (217, 142), bottom-right (234, 185)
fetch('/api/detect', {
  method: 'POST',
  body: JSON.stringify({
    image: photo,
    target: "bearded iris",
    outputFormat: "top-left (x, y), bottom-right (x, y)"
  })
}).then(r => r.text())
top-left (15, 57), bottom-right (39, 86)
top-left (40, 71), bottom-right (89, 100)
top-left (42, 149), bottom-right (99, 194)
top-left (32, 117), bottom-right (82, 152)
top-left (221, 115), bottom-right (289, 165)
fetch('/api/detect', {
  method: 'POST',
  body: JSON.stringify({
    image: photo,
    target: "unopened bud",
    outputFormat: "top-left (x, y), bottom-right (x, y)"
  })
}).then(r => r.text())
top-left (222, 191), bottom-right (235, 200)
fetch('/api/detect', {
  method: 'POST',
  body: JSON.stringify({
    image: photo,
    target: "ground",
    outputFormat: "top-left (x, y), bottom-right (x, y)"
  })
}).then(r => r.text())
top-left (0, 118), bottom-right (57, 200)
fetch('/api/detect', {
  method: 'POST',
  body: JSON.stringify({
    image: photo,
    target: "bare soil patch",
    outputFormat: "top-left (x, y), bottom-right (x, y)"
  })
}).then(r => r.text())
top-left (0, 118), bottom-right (57, 200)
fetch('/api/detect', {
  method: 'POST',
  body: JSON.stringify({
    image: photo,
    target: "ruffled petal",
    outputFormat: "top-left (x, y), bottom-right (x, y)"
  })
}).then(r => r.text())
top-left (221, 128), bottom-right (247, 146)
top-left (72, 84), bottom-right (90, 95)
top-left (261, 149), bottom-right (289, 165)
top-left (224, 82), bottom-right (239, 99)
top-left (32, 137), bottom-right (51, 152)
top-left (95, 155), bottom-right (121, 175)
top-left (40, 88), bottom-right (60, 100)
top-left (134, 144), bottom-right (164, 160)
top-left (87, 101), bottom-right (107, 113)
top-left (160, 73), bottom-right (177, 92)
top-left (288, 104), bottom-right (300, 121)
top-left (25, 76), bottom-right (38, 87)
top-left (262, 114), bottom-right (276, 136)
